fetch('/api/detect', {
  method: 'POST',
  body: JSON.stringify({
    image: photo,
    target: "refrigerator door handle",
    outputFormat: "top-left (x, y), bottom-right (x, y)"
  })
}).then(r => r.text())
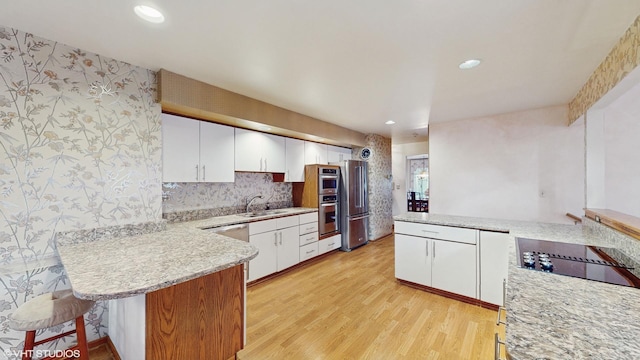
top-left (349, 214), bottom-right (370, 221)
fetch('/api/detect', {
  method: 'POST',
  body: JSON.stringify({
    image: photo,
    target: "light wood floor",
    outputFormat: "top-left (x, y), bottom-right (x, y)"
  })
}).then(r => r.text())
top-left (238, 234), bottom-right (504, 360)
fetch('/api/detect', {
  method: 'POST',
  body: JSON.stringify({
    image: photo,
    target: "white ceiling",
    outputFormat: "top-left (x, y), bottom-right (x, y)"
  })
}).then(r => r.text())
top-left (1, 1), bottom-right (639, 143)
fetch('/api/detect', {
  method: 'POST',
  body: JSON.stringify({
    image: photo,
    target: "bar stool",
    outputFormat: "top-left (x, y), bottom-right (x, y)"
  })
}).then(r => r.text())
top-left (9, 289), bottom-right (95, 360)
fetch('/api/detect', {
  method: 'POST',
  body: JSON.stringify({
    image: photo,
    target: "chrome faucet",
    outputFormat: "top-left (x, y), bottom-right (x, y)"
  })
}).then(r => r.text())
top-left (246, 194), bottom-right (264, 213)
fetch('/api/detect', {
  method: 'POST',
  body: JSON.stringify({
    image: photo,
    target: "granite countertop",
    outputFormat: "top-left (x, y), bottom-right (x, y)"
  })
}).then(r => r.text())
top-left (394, 212), bottom-right (640, 359)
top-left (57, 207), bottom-right (318, 301)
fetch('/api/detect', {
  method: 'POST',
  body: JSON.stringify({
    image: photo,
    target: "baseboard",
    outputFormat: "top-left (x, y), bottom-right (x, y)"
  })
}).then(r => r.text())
top-left (105, 336), bottom-right (122, 360)
top-left (397, 279), bottom-right (500, 311)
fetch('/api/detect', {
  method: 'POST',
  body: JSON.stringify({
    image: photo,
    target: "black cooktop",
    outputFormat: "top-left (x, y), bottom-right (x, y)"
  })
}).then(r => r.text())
top-left (516, 238), bottom-right (640, 288)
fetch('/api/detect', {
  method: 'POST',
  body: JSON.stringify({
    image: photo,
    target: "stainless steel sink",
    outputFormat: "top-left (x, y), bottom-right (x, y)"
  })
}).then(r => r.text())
top-left (239, 210), bottom-right (287, 217)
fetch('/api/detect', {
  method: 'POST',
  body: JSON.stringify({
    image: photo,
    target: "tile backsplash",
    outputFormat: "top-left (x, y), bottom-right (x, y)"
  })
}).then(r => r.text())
top-left (162, 172), bottom-right (292, 221)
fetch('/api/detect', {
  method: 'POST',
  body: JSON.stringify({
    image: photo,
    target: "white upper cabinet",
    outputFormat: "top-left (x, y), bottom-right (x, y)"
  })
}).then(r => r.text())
top-left (327, 145), bottom-right (352, 163)
top-left (199, 121), bottom-right (235, 182)
top-left (162, 113), bottom-right (234, 183)
top-left (235, 128), bottom-right (286, 173)
top-left (304, 141), bottom-right (328, 165)
top-left (285, 138), bottom-right (305, 182)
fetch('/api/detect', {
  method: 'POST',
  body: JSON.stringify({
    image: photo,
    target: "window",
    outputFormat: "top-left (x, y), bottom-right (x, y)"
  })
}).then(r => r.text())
top-left (407, 155), bottom-right (429, 200)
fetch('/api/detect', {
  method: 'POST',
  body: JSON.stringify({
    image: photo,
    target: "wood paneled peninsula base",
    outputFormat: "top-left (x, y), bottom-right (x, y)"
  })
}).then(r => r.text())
top-left (55, 221), bottom-right (258, 360)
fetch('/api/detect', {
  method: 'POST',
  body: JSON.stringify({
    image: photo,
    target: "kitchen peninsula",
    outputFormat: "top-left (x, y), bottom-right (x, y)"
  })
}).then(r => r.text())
top-left (394, 212), bottom-right (640, 359)
top-left (55, 208), bottom-right (316, 360)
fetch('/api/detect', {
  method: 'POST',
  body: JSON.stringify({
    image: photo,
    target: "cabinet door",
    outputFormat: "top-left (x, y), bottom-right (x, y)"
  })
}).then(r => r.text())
top-left (235, 128), bottom-right (264, 172)
top-left (304, 142), bottom-right (328, 165)
top-left (431, 239), bottom-right (477, 298)
top-left (277, 226), bottom-right (300, 271)
top-left (285, 138), bottom-right (305, 182)
top-left (248, 231), bottom-right (278, 281)
top-left (480, 231), bottom-right (510, 306)
top-left (200, 122), bottom-right (235, 182)
top-left (162, 113), bottom-right (200, 182)
top-left (327, 145), bottom-right (352, 163)
top-left (394, 234), bottom-right (431, 286)
top-left (262, 133), bottom-right (286, 173)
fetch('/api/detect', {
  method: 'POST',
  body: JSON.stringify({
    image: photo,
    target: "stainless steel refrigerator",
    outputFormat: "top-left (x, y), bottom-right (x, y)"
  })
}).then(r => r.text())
top-left (338, 160), bottom-right (369, 251)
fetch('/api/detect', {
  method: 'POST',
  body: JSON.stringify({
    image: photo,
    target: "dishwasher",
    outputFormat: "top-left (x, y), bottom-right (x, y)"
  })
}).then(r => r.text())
top-left (209, 223), bottom-right (250, 280)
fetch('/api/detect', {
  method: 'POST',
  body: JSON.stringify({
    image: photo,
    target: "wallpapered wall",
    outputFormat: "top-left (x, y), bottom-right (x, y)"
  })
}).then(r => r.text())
top-left (354, 134), bottom-right (393, 240)
top-left (163, 172), bottom-right (292, 215)
top-left (569, 14), bottom-right (640, 124)
top-left (0, 26), bottom-right (161, 356)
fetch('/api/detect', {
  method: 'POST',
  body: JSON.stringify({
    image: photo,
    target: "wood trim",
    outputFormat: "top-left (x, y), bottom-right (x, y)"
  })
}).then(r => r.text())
top-left (565, 213), bottom-right (582, 223)
top-left (146, 265), bottom-right (244, 360)
top-left (158, 69), bottom-right (366, 147)
top-left (585, 208), bottom-right (640, 241)
top-left (396, 279), bottom-right (500, 311)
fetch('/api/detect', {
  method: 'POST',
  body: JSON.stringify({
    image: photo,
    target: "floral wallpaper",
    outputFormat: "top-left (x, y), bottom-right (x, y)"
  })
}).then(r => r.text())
top-left (568, 14), bottom-right (640, 124)
top-left (0, 25), bottom-right (161, 357)
top-left (162, 172), bottom-right (293, 221)
top-left (353, 134), bottom-right (393, 241)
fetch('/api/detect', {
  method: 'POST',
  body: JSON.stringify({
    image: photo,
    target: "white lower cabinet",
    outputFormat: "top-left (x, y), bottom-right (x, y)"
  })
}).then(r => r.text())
top-left (248, 217), bottom-right (300, 282)
top-left (480, 230), bottom-right (510, 306)
top-left (300, 242), bottom-right (319, 261)
top-left (248, 230), bottom-right (279, 281)
top-left (277, 226), bottom-right (300, 271)
top-left (394, 221), bottom-right (478, 299)
top-left (394, 234), bottom-right (432, 285)
top-left (318, 234), bottom-right (341, 254)
top-left (431, 239), bottom-right (477, 298)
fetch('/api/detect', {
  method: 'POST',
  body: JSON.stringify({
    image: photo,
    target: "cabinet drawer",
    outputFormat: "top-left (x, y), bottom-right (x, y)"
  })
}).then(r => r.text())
top-left (299, 212), bottom-right (318, 225)
top-left (299, 232), bottom-right (319, 247)
top-left (277, 215), bottom-right (299, 229)
top-left (394, 221), bottom-right (477, 244)
top-left (318, 234), bottom-right (341, 255)
top-left (300, 242), bottom-right (319, 261)
top-left (249, 219), bottom-right (277, 235)
top-left (299, 221), bottom-right (319, 235)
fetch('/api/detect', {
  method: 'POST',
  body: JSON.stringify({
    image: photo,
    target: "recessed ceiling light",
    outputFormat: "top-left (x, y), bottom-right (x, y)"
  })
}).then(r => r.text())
top-left (134, 5), bottom-right (165, 23)
top-left (385, 120), bottom-right (395, 125)
top-left (459, 59), bottom-right (482, 70)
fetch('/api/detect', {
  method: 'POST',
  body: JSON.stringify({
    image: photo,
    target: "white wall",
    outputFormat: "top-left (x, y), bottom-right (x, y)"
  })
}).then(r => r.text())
top-left (429, 105), bottom-right (584, 224)
top-left (601, 82), bottom-right (640, 217)
top-left (391, 141), bottom-right (429, 215)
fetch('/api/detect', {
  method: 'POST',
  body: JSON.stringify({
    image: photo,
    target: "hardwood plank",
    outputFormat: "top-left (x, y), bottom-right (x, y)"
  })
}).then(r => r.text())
top-left (238, 235), bottom-right (502, 359)
top-left (146, 265), bottom-right (244, 360)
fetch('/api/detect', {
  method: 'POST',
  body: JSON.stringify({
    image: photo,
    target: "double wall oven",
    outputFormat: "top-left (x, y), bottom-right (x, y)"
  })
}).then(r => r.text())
top-left (317, 166), bottom-right (339, 237)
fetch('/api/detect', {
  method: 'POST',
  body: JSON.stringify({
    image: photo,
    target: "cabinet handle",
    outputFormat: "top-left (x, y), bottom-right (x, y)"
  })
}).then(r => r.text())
top-left (329, 242), bottom-right (334, 246)
top-left (433, 242), bottom-right (436, 258)
top-left (202, 165), bottom-right (206, 181)
top-left (274, 233), bottom-right (278, 246)
top-left (502, 278), bottom-right (507, 306)
top-left (264, 158), bottom-right (268, 171)
top-left (425, 240), bottom-right (429, 257)
top-left (306, 250), bottom-right (314, 254)
top-left (195, 165), bottom-right (199, 181)
top-left (422, 230), bottom-right (439, 234)
top-left (496, 306), bottom-right (506, 326)
top-left (279, 232), bottom-right (282, 245)
top-left (494, 333), bottom-right (506, 360)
